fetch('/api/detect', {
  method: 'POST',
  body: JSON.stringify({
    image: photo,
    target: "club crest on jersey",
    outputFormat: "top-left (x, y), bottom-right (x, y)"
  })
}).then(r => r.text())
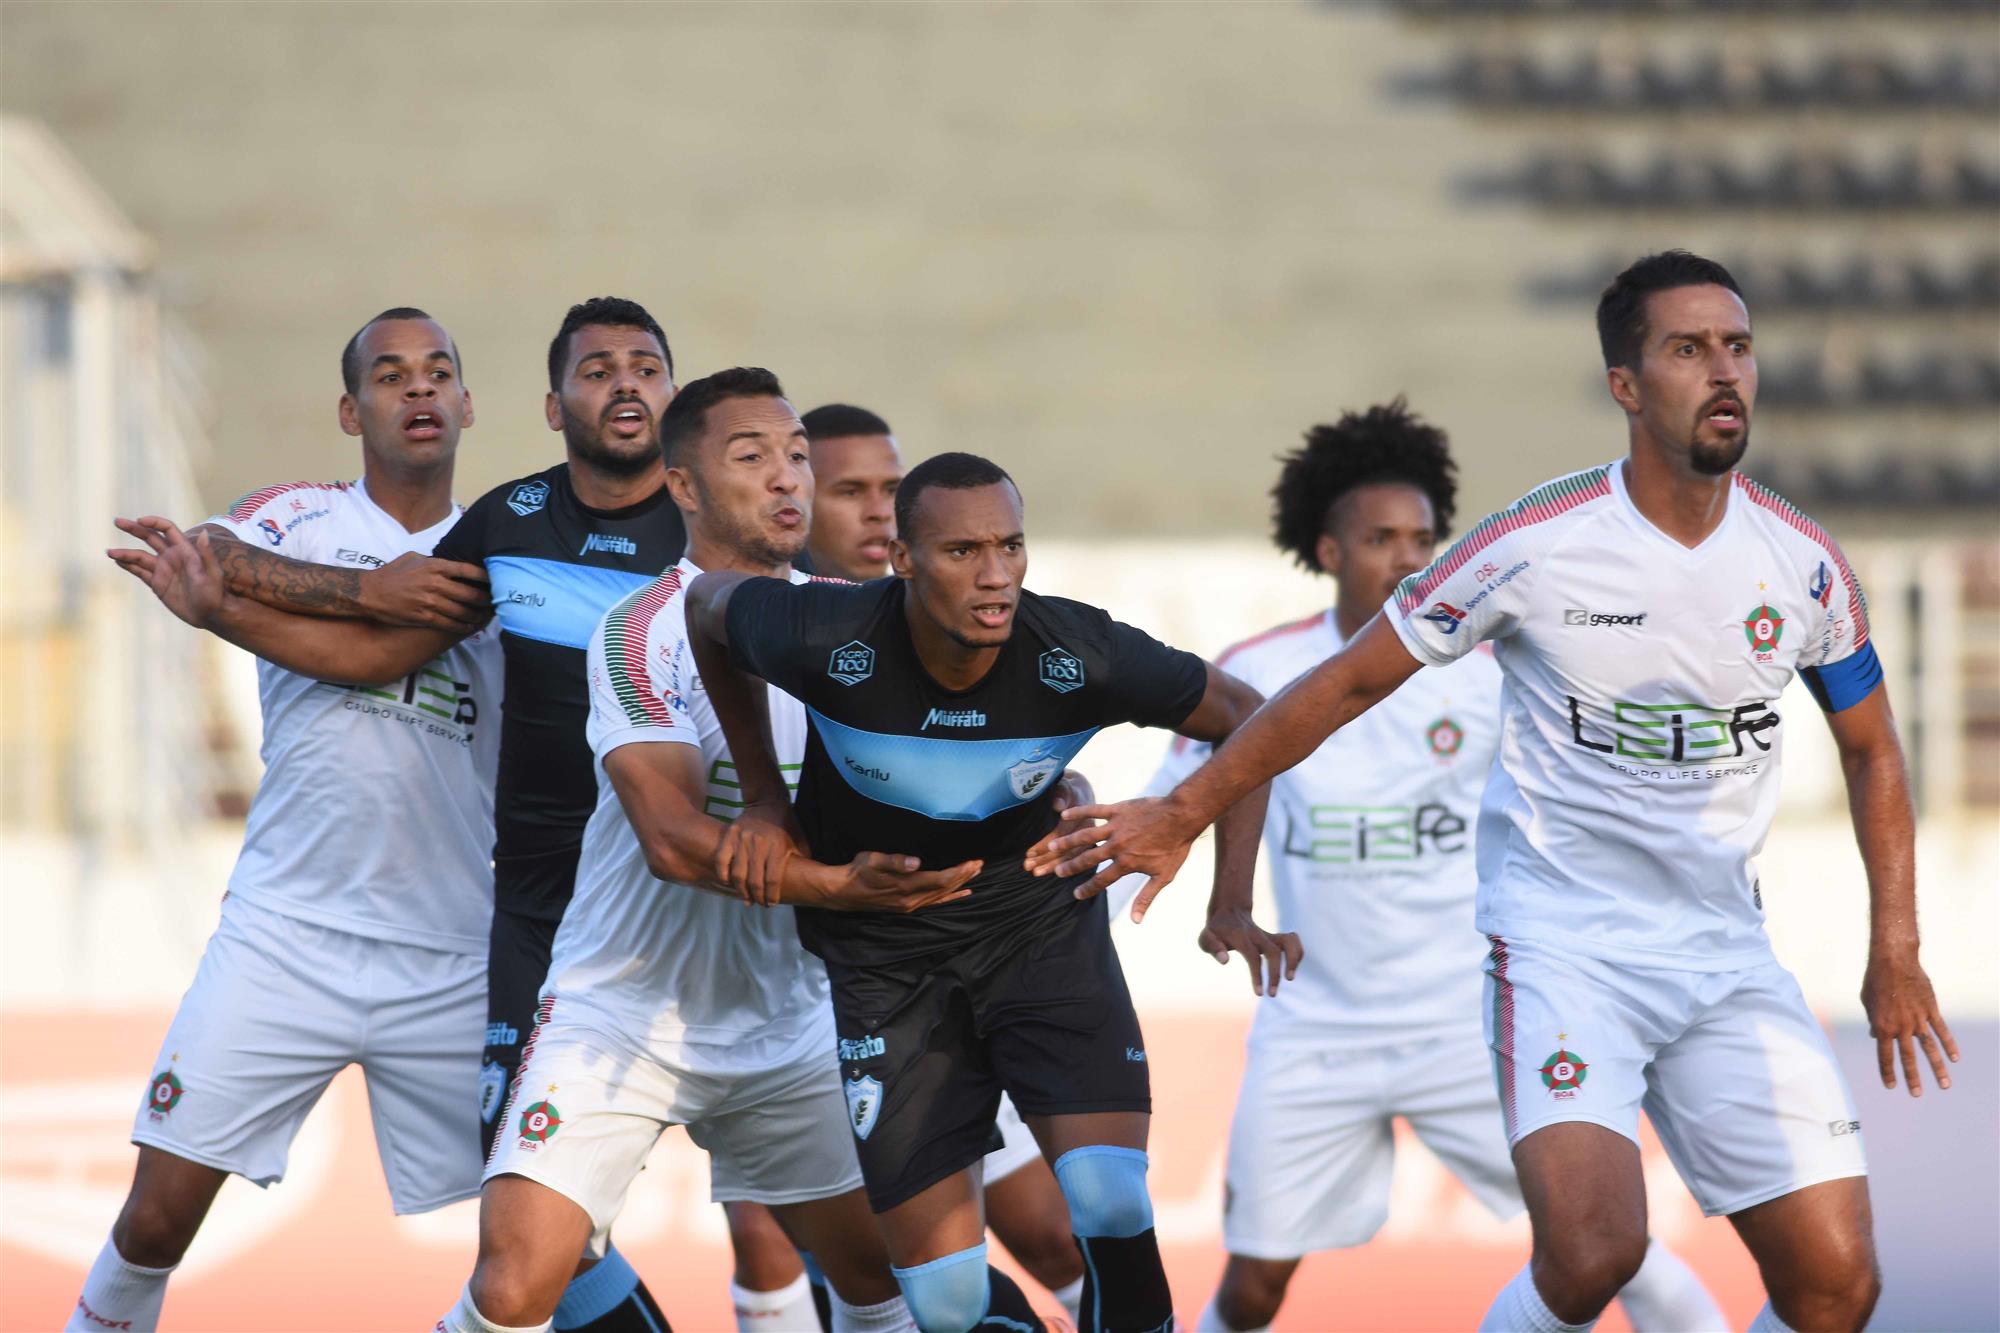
top-left (1039, 647), bottom-right (1084, 694)
top-left (829, 640), bottom-right (876, 686)
top-left (147, 1069), bottom-right (184, 1117)
top-left (1008, 753), bottom-right (1062, 801)
top-left (478, 1062), bottom-right (507, 1125)
top-left (518, 1100), bottom-right (562, 1144)
top-left (257, 518), bottom-right (285, 547)
top-left (845, 1075), bottom-right (883, 1140)
top-left (1743, 603), bottom-right (1785, 661)
top-left (506, 480), bottom-right (550, 517)
top-left (1539, 1047), bottom-right (1588, 1097)
top-left (1423, 602), bottom-right (1467, 635)
top-left (1426, 715), bottom-right (1464, 758)
top-left (1808, 562), bottom-right (1833, 609)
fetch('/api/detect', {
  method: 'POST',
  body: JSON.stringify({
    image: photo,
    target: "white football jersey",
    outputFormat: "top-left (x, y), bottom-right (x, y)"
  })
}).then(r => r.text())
top-left (210, 478), bottom-right (500, 953)
top-left (553, 558), bottom-right (830, 1073)
top-left (1149, 610), bottom-right (1502, 1046)
top-left (1387, 461), bottom-right (1879, 972)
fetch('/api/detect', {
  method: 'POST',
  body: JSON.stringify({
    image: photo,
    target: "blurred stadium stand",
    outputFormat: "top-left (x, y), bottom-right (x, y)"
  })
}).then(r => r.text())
top-left (1, 118), bottom-right (255, 858)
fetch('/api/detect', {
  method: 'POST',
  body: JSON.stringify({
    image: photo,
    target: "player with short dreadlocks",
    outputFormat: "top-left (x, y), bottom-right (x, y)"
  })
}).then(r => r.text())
top-left (1141, 400), bottom-right (1724, 1333)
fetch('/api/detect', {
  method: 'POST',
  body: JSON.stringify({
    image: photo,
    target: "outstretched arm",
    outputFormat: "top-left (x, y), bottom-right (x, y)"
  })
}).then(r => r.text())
top-left (603, 742), bottom-right (978, 911)
top-left (1033, 614), bottom-right (1424, 896)
top-left (108, 519), bottom-right (467, 685)
top-left (1830, 684), bottom-right (1958, 1096)
top-left (114, 516), bottom-right (490, 631)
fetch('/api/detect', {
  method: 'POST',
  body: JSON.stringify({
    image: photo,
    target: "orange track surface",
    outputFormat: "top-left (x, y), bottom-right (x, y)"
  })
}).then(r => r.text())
top-left (1, 1012), bottom-right (1765, 1332)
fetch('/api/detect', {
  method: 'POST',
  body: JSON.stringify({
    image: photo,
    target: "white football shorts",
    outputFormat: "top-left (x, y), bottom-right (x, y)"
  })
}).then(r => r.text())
top-left (485, 997), bottom-right (864, 1257)
top-left (1221, 1027), bottom-right (1523, 1259)
top-left (1484, 934), bottom-right (1867, 1217)
top-left (133, 893), bottom-right (486, 1214)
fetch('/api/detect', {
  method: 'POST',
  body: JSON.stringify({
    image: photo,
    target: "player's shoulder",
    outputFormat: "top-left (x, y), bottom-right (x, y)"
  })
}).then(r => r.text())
top-left (600, 561), bottom-right (694, 651)
top-left (1015, 589), bottom-right (1122, 651)
top-left (1214, 610), bottom-right (1331, 684)
top-left (1730, 472), bottom-right (1850, 564)
top-left (222, 479), bottom-right (353, 522)
top-left (466, 462), bottom-right (567, 521)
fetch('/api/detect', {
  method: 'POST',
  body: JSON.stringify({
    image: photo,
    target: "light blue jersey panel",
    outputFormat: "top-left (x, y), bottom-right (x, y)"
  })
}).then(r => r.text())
top-left (487, 556), bottom-right (655, 649)
top-left (806, 707), bottom-right (1098, 821)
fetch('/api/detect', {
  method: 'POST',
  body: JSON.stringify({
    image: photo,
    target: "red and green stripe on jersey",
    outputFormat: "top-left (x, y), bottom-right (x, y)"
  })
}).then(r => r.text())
top-left (226, 480), bottom-right (349, 522)
top-left (1393, 466), bottom-right (1613, 617)
top-left (601, 567), bottom-right (684, 729)
top-left (1734, 473), bottom-right (1870, 646)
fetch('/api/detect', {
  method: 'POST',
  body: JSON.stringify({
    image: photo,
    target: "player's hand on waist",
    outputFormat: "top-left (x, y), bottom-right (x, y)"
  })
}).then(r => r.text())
top-left (714, 800), bottom-right (804, 908)
top-left (818, 853), bottom-right (981, 913)
top-left (1861, 946), bottom-right (1958, 1098)
top-left (1198, 907), bottom-right (1302, 998)
top-left (359, 552), bottom-right (492, 631)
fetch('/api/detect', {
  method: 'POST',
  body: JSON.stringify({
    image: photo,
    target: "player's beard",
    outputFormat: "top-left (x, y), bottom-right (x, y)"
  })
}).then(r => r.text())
top-left (1687, 419), bottom-right (1749, 476)
top-left (693, 476), bottom-right (804, 570)
top-left (561, 401), bottom-right (658, 477)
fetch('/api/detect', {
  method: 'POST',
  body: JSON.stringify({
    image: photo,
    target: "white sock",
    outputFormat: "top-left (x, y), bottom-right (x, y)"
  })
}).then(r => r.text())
top-left (435, 1282), bottom-right (554, 1333)
top-left (1195, 1292), bottom-right (1270, 1333)
top-left (1746, 1302), bottom-right (1794, 1333)
top-left (1479, 1264), bottom-right (1596, 1333)
top-left (1617, 1239), bottom-right (1728, 1332)
top-left (828, 1288), bottom-right (918, 1333)
top-left (66, 1237), bottom-right (175, 1333)
top-left (1051, 1276), bottom-right (1086, 1326)
top-left (732, 1273), bottom-right (820, 1332)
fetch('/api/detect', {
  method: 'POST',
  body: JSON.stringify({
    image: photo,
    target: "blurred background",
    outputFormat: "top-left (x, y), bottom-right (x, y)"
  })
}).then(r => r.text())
top-left (2, 1), bottom-right (1995, 1329)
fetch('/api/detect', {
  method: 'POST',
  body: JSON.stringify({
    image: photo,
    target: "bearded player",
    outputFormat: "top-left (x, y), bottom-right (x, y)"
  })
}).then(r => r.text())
top-left (1153, 401), bottom-right (1721, 1333)
top-left (1036, 251), bottom-right (1957, 1333)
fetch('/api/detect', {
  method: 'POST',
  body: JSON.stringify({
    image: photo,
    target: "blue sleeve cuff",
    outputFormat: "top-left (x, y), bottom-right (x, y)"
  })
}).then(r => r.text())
top-left (1799, 639), bottom-right (1882, 713)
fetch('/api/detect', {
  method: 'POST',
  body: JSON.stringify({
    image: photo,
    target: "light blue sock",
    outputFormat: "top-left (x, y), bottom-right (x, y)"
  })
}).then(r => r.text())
top-left (554, 1245), bottom-right (649, 1331)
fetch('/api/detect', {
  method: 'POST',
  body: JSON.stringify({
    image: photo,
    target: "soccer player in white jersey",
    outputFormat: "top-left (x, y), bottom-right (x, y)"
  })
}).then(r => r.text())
top-left (442, 369), bottom-right (995, 1333)
top-left (1035, 252), bottom-right (1958, 1333)
top-left (83, 310), bottom-right (501, 1333)
top-left (1155, 402), bottom-right (1720, 1333)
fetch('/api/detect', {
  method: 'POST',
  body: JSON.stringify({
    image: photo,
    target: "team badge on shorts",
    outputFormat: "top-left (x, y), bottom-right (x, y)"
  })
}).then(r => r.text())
top-left (845, 1074), bottom-right (883, 1140)
top-left (1539, 1047), bottom-right (1588, 1098)
top-left (147, 1069), bottom-right (184, 1117)
top-left (1426, 715), bottom-right (1464, 758)
top-left (517, 1100), bottom-right (562, 1144)
top-left (478, 1061), bottom-right (507, 1125)
top-left (1743, 602), bottom-right (1784, 661)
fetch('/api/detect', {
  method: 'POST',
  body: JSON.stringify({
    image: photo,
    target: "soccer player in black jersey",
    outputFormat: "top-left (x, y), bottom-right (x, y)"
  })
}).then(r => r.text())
top-left (686, 453), bottom-right (1286, 1333)
top-left (115, 297), bottom-right (682, 1333)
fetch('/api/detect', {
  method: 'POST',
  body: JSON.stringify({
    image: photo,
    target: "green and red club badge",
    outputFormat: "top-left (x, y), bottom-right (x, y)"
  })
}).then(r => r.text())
top-left (518, 1100), bottom-right (562, 1143)
top-left (1426, 715), bottom-right (1465, 758)
top-left (148, 1069), bottom-right (185, 1115)
top-left (1743, 602), bottom-right (1784, 662)
top-left (1539, 1043), bottom-right (1588, 1093)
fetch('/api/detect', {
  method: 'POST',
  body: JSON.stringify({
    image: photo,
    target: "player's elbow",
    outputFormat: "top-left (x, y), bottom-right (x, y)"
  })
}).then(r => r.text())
top-left (638, 832), bottom-right (704, 886)
top-left (1215, 674), bottom-right (1265, 732)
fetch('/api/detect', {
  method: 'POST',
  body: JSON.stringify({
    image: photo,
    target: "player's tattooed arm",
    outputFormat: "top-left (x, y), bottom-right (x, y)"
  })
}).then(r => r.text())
top-left (1828, 684), bottom-right (1959, 1097)
top-left (602, 742), bottom-right (977, 912)
top-left (1037, 614), bottom-right (1424, 894)
top-left (113, 516), bottom-right (490, 631)
top-left (107, 518), bottom-right (464, 684)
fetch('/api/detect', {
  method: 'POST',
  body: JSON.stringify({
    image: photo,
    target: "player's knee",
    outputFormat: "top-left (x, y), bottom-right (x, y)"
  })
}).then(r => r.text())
top-left (1008, 1223), bottom-right (1084, 1290)
top-left (110, 1190), bottom-right (200, 1268)
top-left (892, 1243), bottom-right (991, 1333)
top-left (1217, 1258), bottom-right (1295, 1328)
top-left (1052, 1145), bottom-right (1153, 1238)
top-left (1773, 1241), bottom-right (1880, 1329)
top-left (1537, 1230), bottom-right (1647, 1315)
top-left (468, 1258), bottom-right (563, 1330)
